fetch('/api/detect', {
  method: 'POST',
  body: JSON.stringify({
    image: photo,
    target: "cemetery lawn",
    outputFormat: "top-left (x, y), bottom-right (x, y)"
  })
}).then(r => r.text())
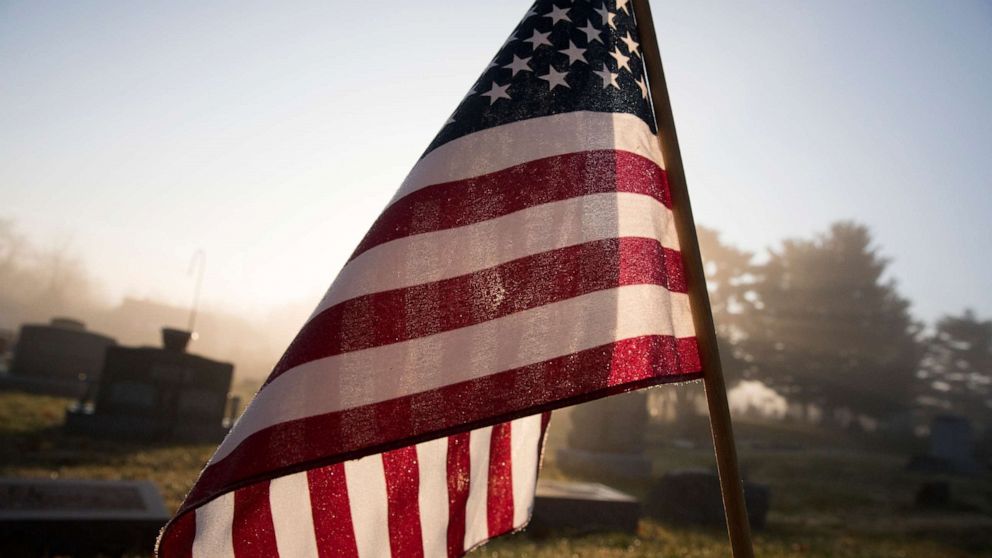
top-left (2, 390), bottom-right (991, 557)
top-left (0, 391), bottom-right (214, 511)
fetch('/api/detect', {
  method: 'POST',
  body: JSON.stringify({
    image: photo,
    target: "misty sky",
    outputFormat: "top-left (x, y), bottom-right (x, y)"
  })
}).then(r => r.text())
top-left (2, 1), bottom-right (990, 326)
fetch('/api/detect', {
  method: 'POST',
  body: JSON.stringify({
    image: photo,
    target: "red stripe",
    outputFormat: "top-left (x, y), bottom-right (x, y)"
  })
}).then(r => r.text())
top-left (446, 432), bottom-right (471, 558)
top-left (157, 510), bottom-right (195, 558)
top-left (181, 335), bottom-right (701, 512)
top-left (232, 481), bottom-right (278, 558)
top-left (352, 150), bottom-right (670, 260)
top-left (268, 238), bottom-right (685, 386)
top-left (308, 463), bottom-right (359, 558)
top-left (382, 447), bottom-right (425, 558)
top-left (486, 423), bottom-right (514, 537)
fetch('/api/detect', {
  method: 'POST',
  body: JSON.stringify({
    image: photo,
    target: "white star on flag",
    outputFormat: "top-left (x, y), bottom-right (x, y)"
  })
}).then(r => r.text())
top-left (621, 31), bottom-right (640, 56)
top-left (595, 6), bottom-right (616, 29)
top-left (594, 66), bottom-right (620, 89)
top-left (635, 75), bottom-right (648, 99)
top-left (538, 67), bottom-right (570, 90)
top-left (578, 21), bottom-right (604, 44)
top-left (610, 46), bottom-right (632, 72)
top-left (481, 82), bottom-right (512, 104)
top-left (617, 0), bottom-right (631, 14)
top-left (524, 29), bottom-right (553, 49)
top-left (558, 41), bottom-right (587, 65)
top-left (504, 54), bottom-right (533, 76)
top-left (546, 5), bottom-right (571, 25)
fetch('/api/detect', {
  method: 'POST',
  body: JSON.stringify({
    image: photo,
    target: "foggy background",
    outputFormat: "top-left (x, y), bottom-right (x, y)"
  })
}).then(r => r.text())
top-left (2, 1), bottom-right (992, 556)
top-left (1, 0), bottom-right (990, 432)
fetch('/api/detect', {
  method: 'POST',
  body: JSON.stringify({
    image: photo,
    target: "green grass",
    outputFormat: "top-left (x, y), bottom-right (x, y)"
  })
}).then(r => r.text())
top-left (0, 391), bottom-right (213, 511)
top-left (477, 522), bottom-right (990, 558)
top-left (1, 390), bottom-right (991, 556)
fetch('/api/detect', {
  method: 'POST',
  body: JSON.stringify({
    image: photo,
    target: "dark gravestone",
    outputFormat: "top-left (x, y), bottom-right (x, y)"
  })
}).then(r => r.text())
top-left (908, 414), bottom-right (981, 474)
top-left (557, 391), bottom-right (653, 478)
top-left (0, 327), bottom-right (14, 358)
top-left (0, 328), bottom-right (12, 375)
top-left (531, 479), bottom-right (640, 533)
top-left (978, 423), bottom-right (992, 468)
top-left (1, 318), bottom-right (116, 397)
top-left (645, 469), bottom-right (770, 530)
top-left (930, 415), bottom-right (979, 471)
top-left (66, 328), bottom-right (233, 443)
top-left (915, 481), bottom-right (951, 509)
top-left (0, 477), bottom-right (169, 556)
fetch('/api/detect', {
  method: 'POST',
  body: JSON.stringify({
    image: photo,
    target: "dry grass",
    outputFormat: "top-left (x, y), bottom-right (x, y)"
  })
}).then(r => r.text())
top-left (2, 391), bottom-right (991, 556)
top-left (0, 391), bottom-right (212, 511)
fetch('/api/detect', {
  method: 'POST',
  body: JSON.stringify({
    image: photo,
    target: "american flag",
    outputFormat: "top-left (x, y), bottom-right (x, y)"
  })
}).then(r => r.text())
top-left (159, 0), bottom-right (702, 556)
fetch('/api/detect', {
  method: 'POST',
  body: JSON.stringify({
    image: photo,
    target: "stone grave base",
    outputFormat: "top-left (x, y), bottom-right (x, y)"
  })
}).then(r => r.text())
top-left (531, 479), bottom-right (640, 533)
top-left (0, 373), bottom-right (90, 398)
top-left (645, 469), bottom-right (770, 530)
top-left (0, 477), bottom-right (169, 556)
top-left (907, 453), bottom-right (983, 475)
top-left (65, 407), bottom-right (229, 443)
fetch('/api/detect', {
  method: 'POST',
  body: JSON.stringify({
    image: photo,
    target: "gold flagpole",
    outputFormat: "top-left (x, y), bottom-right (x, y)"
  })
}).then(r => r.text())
top-left (631, 1), bottom-right (755, 556)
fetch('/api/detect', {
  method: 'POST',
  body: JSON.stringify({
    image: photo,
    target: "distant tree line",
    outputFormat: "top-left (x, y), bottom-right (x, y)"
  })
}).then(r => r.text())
top-left (699, 221), bottom-right (992, 431)
top-left (0, 218), bottom-right (100, 326)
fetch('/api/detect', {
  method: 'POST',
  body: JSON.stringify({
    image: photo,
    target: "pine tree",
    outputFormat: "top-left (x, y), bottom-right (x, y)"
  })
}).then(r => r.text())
top-left (918, 310), bottom-right (992, 426)
top-left (738, 222), bottom-right (921, 424)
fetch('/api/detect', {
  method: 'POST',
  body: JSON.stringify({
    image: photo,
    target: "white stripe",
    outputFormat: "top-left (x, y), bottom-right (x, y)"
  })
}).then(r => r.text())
top-left (417, 436), bottom-right (450, 558)
top-left (212, 284), bottom-right (694, 463)
top-left (394, 111), bottom-right (664, 204)
top-left (270, 472), bottom-right (319, 558)
top-left (345, 454), bottom-right (390, 558)
top-left (463, 426), bottom-right (493, 551)
top-left (192, 491), bottom-right (235, 558)
top-left (510, 415), bottom-right (544, 528)
top-left (312, 191), bottom-right (678, 317)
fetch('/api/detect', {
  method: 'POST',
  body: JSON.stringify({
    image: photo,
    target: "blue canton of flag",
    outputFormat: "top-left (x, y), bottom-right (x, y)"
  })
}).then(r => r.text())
top-left (429, 0), bottom-right (652, 155)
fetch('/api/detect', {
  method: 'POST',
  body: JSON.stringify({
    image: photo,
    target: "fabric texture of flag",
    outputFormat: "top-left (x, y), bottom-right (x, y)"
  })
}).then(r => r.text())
top-left (159, 0), bottom-right (703, 556)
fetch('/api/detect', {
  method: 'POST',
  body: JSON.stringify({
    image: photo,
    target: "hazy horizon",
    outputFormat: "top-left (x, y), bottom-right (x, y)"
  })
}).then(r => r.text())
top-left (3, 0), bottom-right (991, 327)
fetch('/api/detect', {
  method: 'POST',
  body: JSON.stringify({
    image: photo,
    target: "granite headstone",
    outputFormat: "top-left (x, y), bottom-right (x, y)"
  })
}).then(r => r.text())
top-left (65, 327), bottom-right (234, 443)
top-left (645, 469), bottom-right (770, 530)
top-left (0, 477), bottom-right (169, 556)
top-left (1, 318), bottom-right (116, 397)
top-left (531, 479), bottom-right (640, 533)
top-left (908, 414), bottom-right (981, 474)
top-left (557, 390), bottom-right (653, 478)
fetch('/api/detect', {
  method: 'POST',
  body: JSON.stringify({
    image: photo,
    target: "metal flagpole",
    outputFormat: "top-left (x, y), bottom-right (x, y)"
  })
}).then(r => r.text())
top-left (631, 1), bottom-right (755, 556)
